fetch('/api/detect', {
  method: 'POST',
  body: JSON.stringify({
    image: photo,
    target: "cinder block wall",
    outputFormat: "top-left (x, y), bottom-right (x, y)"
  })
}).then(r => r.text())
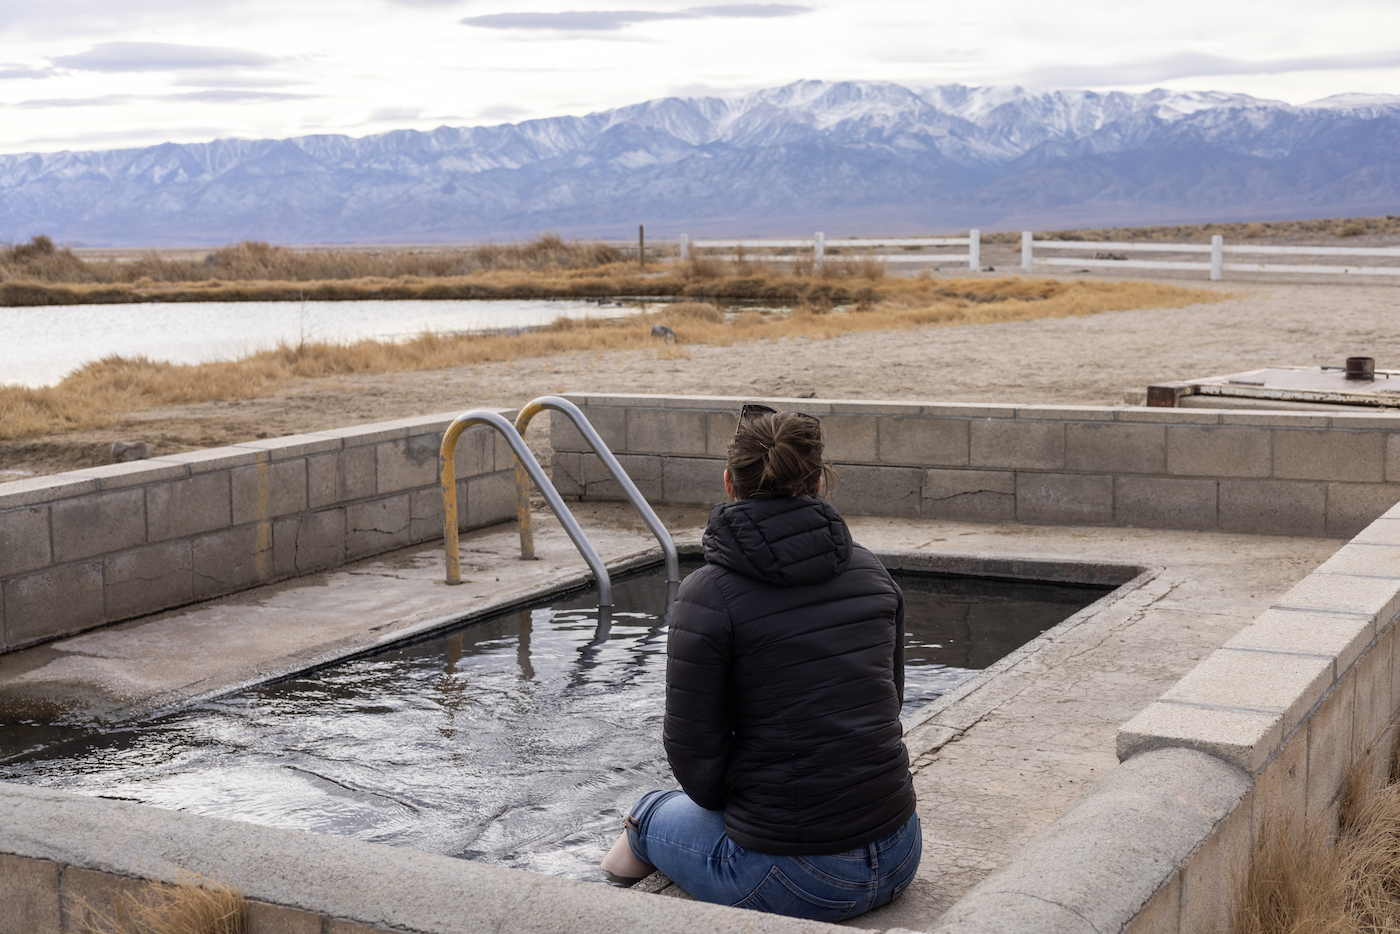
top-left (551, 394), bottom-right (1400, 537)
top-left (0, 412), bottom-right (518, 654)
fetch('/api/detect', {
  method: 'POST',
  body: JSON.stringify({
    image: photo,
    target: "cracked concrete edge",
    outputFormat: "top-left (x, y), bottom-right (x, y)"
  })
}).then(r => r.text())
top-left (929, 747), bottom-right (1251, 934)
top-left (0, 782), bottom-right (878, 934)
top-left (900, 566), bottom-right (1168, 750)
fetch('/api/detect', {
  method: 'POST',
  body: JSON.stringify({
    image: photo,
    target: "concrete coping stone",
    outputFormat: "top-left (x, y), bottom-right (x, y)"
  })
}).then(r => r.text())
top-left (1326, 411), bottom-right (1400, 429)
top-left (1160, 646), bottom-right (1335, 735)
top-left (877, 551), bottom-right (1143, 588)
top-left (0, 474), bottom-right (100, 509)
top-left (1273, 571), bottom-right (1400, 626)
top-left (1117, 700), bottom-right (1282, 774)
top-left (1353, 518), bottom-right (1400, 546)
top-left (1112, 408), bottom-right (1223, 424)
top-left (1219, 411), bottom-right (1334, 428)
top-left (1012, 404), bottom-right (1117, 421)
top-left (63, 459), bottom-right (191, 489)
top-left (148, 446), bottom-right (264, 474)
top-left (1223, 607), bottom-right (1377, 677)
top-left (1313, 541), bottom-right (1400, 579)
top-left (930, 747), bottom-right (1250, 934)
top-left (0, 782), bottom-right (868, 934)
top-left (230, 433), bottom-right (346, 460)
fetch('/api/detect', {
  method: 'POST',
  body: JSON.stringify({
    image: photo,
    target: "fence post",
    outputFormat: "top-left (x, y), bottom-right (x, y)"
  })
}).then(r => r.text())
top-left (680, 234), bottom-right (689, 262)
top-left (1210, 235), bottom-right (1223, 281)
top-left (1021, 231), bottom-right (1033, 274)
top-left (814, 231), bottom-right (824, 267)
top-left (639, 225), bottom-right (645, 269)
top-left (969, 229), bottom-right (980, 272)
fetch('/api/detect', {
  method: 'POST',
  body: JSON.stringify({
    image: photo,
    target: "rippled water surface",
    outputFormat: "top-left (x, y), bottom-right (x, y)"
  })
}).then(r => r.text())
top-left (0, 563), bottom-right (1109, 882)
top-left (1, 298), bottom-right (647, 387)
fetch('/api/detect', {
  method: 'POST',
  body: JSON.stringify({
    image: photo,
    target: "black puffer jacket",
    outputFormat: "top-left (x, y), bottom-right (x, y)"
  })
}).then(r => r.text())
top-left (663, 495), bottom-right (915, 855)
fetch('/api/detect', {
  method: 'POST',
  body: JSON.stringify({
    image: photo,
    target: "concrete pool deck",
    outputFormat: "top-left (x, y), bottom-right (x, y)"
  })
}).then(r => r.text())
top-left (0, 503), bottom-right (1343, 932)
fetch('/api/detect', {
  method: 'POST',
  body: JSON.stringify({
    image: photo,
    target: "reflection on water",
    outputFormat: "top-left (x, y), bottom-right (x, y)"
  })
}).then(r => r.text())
top-left (0, 562), bottom-right (1109, 882)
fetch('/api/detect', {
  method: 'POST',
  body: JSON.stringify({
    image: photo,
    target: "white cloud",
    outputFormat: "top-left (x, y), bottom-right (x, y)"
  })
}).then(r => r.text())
top-left (51, 41), bottom-right (283, 72)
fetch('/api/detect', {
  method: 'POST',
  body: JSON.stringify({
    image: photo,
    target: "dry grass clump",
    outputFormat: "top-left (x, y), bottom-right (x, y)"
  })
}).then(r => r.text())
top-left (76, 874), bottom-right (245, 934)
top-left (0, 277), bottom-right (1218, 441)
top-left (981, 214), bottom-right (1400, 246)
top-left (1231, 737), bottom-right (1400, 934)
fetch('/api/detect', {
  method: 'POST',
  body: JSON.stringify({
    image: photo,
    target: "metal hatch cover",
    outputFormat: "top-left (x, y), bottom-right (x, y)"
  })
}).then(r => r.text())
top-left (1146, 365), bottom-right (1400, 409)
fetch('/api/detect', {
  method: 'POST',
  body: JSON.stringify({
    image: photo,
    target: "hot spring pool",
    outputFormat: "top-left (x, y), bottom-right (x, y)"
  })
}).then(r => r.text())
top-left (0, 559), bottom-right (1111, 882)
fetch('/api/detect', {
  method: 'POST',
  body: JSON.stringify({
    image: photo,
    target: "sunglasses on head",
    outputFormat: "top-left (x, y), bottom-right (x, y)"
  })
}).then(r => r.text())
top-left (736, 403), bottom-right (821, 437)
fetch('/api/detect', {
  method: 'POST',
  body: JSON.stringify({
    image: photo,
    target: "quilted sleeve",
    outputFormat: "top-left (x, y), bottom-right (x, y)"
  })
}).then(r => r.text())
top-left (662, 569), bottom-right (733, 810)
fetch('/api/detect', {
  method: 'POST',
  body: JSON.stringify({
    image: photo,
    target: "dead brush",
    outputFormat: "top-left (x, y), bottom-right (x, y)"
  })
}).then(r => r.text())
top-left (74, 874), bottom-right (246, 934)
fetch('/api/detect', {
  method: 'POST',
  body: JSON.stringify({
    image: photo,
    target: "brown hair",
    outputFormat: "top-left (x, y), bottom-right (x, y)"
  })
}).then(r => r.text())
top-left (726, 410), bottom-right (836, 500)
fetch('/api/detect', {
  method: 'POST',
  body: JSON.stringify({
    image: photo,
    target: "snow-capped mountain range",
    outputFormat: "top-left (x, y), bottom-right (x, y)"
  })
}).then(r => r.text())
top-left (3, 80), bottom-right (1399, 246)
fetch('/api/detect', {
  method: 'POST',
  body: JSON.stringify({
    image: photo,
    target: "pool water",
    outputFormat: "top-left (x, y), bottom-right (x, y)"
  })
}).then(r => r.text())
top-left (0, 561), bottom-right (1109, 882)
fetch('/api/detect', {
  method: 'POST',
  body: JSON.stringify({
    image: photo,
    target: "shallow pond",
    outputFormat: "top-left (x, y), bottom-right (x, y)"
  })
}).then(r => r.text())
top-left (0, 561), bottom-right (1109, 882)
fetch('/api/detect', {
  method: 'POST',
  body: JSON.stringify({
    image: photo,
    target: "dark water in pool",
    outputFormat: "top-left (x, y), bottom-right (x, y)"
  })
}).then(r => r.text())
top-left (0, 561), bottom-right (1108, 882)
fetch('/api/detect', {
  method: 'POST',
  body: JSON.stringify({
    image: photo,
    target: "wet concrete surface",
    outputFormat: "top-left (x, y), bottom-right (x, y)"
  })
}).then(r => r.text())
top-left (0, 504), bottom-right (1343, 932)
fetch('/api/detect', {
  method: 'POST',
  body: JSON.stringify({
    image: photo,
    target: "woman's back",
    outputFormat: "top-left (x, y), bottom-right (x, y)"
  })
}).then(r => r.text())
top-left (665, 494), bottom-right (915, 855)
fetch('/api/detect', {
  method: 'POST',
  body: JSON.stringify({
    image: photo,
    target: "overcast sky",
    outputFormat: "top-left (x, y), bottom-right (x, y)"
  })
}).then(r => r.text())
top-left (3, 0), bottom-right (1399, 154)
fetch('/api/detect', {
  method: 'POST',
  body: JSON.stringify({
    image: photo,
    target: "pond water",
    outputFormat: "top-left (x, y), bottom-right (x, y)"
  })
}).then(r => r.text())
top-left (0, 561), bottom-right (1110, 883)
top-left (0, 298), bottom-right (653, 387)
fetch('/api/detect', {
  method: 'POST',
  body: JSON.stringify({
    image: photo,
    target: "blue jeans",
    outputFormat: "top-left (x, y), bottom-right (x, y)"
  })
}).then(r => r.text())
top-left (624, 789), bottom-right (921, 922)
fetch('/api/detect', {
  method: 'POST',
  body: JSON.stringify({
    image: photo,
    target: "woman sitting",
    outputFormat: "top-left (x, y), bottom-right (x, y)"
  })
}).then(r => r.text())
top-left (602, 404), bottom-right (920, 922)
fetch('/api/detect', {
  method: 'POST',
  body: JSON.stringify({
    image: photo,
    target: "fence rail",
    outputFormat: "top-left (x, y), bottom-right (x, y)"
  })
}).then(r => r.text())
top-left (678, 230), bottom-right (1400, 281)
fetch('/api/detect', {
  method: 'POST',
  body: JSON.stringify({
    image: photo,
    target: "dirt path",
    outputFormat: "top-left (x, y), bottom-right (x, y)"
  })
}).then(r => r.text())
top-left (4, 277), bottom-right (1399, 480)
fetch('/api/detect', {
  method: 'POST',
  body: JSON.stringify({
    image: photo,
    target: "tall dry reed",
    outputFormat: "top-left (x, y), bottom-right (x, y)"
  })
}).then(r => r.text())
top-left (75, 874), bottom-right (246, 934)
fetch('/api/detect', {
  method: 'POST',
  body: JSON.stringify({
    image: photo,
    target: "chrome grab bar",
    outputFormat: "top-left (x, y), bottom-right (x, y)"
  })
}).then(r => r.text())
top-left (513, 395), bottom-right (679, 584)
top-left (439, 409), bottom-right (612, 606)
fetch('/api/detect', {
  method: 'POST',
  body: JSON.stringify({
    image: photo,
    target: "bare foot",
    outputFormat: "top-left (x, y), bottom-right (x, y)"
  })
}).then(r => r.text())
top-left (601, 831), bottom-right (655, 878)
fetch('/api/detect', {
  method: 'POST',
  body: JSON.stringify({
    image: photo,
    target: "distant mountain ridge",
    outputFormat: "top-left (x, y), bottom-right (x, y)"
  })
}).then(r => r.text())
top-left (2, 80), bottom-right (1399, 246)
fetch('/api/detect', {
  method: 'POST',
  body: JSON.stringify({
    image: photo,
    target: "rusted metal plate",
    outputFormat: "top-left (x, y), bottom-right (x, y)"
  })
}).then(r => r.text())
top-left (1147, 365), bottom-right (1400, 408)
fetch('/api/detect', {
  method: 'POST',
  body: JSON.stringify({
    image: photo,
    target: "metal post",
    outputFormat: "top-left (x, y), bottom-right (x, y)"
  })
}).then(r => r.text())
top-left (1021, 231), bottom-right (1033, 274)
top-left (1210, 235), bottom-right (1223, 282)
top-left (814, 231), bottom-right (824, 267)
top-left (639, 225), bottom-right (645, 269)
top-left (679, 233), bottom-right (689, 262)
top-left (969, 229), bottom-right (980, 272)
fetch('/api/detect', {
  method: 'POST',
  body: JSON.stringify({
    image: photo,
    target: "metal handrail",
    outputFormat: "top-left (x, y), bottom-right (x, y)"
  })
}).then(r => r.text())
top-left (439, 409), bottom-right (612, 606)
top-left (513, 395), bottom-right (679, 584)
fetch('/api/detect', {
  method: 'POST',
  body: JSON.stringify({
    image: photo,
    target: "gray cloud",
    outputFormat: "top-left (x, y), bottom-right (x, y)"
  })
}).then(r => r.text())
top-left (462, 4), bottom-right (810, 31)
top-left (171, 71), bottom-right (307, 88)
top-left (15, 94), bottom-right (140, 109)
top-left (51, 41), bottom-right (281, 73)
top-left (172, 89), bottom-right (314, 103)
top-left (1020, 49), bottom-right (1400, 88)
top-left (0, 64), bottom-right (55, 79)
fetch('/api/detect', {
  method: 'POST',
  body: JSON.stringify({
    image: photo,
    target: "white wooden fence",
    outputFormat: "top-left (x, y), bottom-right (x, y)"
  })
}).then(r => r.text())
top-left (678, 231), bottom-right (1400, 280)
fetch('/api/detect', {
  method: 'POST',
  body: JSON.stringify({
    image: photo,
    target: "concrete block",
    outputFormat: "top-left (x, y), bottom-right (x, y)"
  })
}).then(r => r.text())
top-left (917, 402), bottom-right (1014, 419)
top-left (443, 424), bottom-right (496, 479)
top-left (625, 408), bottom-right (708, 455)
top-left (1315, 542), bottom-right (1400, 579)
top-left (63, 868), bottom-right (155, 932)
top-left (1016, 473), bottom-right (1113, 525)
top-left (0, 854), bottom-right (60, 934)
top-left (146, 472), bottom-right (231, 542)
top-left (0, 474), bottom-right (99, 509)
top-left (551, 451), bottom-right (584, 498)
top-left (1221, 411), bottom-right (1332, 428)
top-left (878, 417), bottom-right (968, 467)
top-left (247, 901), bottom-right (322, 934)
top-left (1118, 701), bottom-right (1282, 774)
top-left (1275, 572), bottom-right (1400, 626)
top-left (661, 457), bottom-right (728, 507)
top-left (376, 433), bottom-right (442, 494)
top-left (1123, 872), bottom-right (1179, 934)
top-left (2, 561), bottom-right (103, 646)
top-left (663, 393), bottom-right (769, 410)
top-left (1015, 404), bottom-right (1118, 421)
top-left (921, 469), bottom-right (1015, 522)
top-left (1219, 480), bottom-right (1326, 535)
top-left (233, 432), bottom-right (343, 461)
top-left (326, 922), bottom-right (379, 934)
top-left (410, 488), bottom-right (446, 542)
top-left (1252, 732), bottom-right (1306, 843)
top-left (51, 488), bottom-right (145, 563)
top-left (1390, 433), bottom-right (1400, 482)
top-left (1065, 423), bottom-right (1166, 474)
top-left (1113, 476), bottom-right (1217, 530)
top-left (292, 509), bottom-right (346, 574)
top-left (1161, 647), bottom-right (1333, 735)
top-left (105, 540), bottom-right (193, 620)
top-left (827, 464), bottom-right (922, 518)
top-left (1306, 676), bottom-right (1355, 823)
top-left (704, 411), bottom-right (739, 458)
top-left (68, 459), bottom-right (189, 490)
top-left (0, 505), bottom-right (50, 575)
top-left (1326, 484), bottom-right (1400, 537)
top-left (308, 444), bottom-right (377, 507)
top-left (1179, 792), bottom-right (1251, 934)
top-left (969, 419), bottom-right (1064, 470)
top-left (492, 431), bottom-right (521, 473)
top-left (824, 399), bottom-right (917, 416)
top-left (1166, 425), bottom-right (1271, 478)
top-left (346, 495), bottom-right (411, 559)
top-left (819, 415), bottom-right (878, 464)
top-left (192, 525), bottom-right (271, 598)
top-left (553, 405), bottom-right (626, 453)
top-left (1117, 408), bottom-right (1221, 424)
top-left (150, 445), bottom-right (261, 474)
top-left (313, 421), bottom-right (409, 447)
top-left (576, 453), bottom-right (663, 501)
top-left (1224, 608), bottom-right (1374, 677)
top-left (1353, 636), bottom-right (1392, 754)
top-left (1275, 429), bottom-right (1384, 482)
top-left (1351, 517), bottom-right (1400, 546)
top-left (231, 459), bottom-right (308, 525)
top-left (465, 471), bottom-right (516, 529)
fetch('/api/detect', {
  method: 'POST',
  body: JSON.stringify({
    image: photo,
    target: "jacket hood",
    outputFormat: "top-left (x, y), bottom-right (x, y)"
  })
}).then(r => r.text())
top-left (702, 496), bottom-right (853, 587)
